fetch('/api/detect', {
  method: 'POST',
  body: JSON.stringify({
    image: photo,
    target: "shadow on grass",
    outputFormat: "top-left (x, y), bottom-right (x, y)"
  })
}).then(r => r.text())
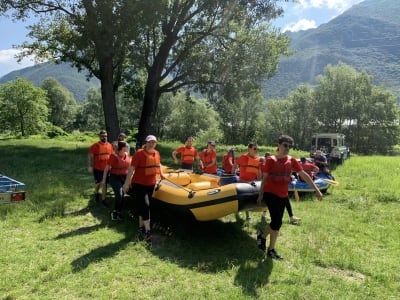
top-left (56, 196), bottom-right (274, 296)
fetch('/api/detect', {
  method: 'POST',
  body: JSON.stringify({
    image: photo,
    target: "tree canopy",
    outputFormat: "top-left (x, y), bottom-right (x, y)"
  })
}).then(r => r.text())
top-left (1, 0), bottom-right (290, 142)
top-left (0, 77), bottom-right (49, 136)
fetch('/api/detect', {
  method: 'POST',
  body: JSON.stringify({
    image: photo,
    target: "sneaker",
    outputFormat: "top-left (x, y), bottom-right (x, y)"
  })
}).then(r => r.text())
top-left (111, 211), bottom-right (122, 221)
top-left (289, 216), bottom-right (301, 224)
top-left (145, 230), bottom-right (153, 243)
top-left (257, 233), bottom-right (266, 251)
top-left (267, 248), bottom-right (283, 260)
top-left (101, 200), bottom-right (109, 208)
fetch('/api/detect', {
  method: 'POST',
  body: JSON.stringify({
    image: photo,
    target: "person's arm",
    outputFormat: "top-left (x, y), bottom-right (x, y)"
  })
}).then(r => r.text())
top-left (101, 165), bottom-right (110, 184)
top-left (172, 150), bottom-right (179, 165)
top-left (122, 166), bottom-right (135, 193)
top-left (298, 170), bottom-right (323, 201)
top-left (257, 172), bottom-right (268, 205)
top-left (196, 154), bottom-right (203, 169)
top-left (159, 163), bottom-right (165, 180)
top-left (88, 153), bottom-right (94, 173)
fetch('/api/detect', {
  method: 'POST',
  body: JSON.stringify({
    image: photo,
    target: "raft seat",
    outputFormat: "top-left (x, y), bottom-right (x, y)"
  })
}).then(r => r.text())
top-left (186, 181), bottom-right (219, 191)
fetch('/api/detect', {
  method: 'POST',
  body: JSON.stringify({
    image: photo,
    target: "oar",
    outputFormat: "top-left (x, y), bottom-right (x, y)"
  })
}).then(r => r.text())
top-left (321, 178), bottom-right (339, 186)
top-left (161, 176), bottom-right (196, 199)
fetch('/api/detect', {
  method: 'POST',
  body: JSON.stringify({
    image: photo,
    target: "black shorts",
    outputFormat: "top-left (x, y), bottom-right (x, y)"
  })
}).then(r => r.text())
top-left (93, 169), bottom-right (108, 184)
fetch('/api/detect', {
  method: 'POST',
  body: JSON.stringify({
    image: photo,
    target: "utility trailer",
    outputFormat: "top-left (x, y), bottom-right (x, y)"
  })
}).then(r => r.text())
top-left (0, 174), bottom-right (26, 204)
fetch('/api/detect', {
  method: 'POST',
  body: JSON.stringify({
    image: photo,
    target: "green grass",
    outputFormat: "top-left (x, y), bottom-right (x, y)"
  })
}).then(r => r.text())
top-left (1, 137), bottom-right (399, 299)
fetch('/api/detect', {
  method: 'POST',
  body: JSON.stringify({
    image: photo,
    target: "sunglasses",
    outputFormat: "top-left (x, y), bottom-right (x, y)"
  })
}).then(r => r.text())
top-left (281, 143), bottom-right (292, 149)
top-left (252, 148), bottom-right (258, 151)
top-left (100, 135), bottom-right (108, 138)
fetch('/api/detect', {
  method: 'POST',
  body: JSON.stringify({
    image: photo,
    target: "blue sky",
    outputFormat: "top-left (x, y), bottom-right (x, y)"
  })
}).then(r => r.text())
top-left (0, 0), bottom-right (364, 77)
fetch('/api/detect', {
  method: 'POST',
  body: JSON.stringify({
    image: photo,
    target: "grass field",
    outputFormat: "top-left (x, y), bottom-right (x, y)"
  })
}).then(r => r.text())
top-left (1, 136), bottom-right (399, 299)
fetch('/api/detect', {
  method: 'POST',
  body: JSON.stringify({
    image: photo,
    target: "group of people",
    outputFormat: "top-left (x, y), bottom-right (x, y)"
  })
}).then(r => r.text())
top-left (88, 131), bottom-right (164, 242)
top-left (88, 132), bottom-right (324, 258)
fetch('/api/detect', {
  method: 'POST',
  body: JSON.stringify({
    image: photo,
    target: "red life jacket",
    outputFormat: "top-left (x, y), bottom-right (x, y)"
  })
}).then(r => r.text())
top-left (109, 153), bottom-right (131, 175)
top-left (222, 154), bottom-right (233, 173)
top-left (268, 155), bottom-right (293, 185)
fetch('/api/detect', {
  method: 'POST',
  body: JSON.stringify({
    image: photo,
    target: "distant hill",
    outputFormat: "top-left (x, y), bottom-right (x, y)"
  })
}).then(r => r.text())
top-left (0, 62), bottom-right (100, 102)
top-left (262, 0), bottom-right (400, 102)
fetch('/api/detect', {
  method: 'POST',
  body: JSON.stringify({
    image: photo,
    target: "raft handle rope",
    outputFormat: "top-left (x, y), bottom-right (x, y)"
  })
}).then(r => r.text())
top-left (155, 177), bottom-right (196, 199)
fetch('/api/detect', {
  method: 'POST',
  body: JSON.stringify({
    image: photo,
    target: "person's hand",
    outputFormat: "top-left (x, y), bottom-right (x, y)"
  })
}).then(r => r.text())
top-left (88, 166), bottom-right (93, 173)
top-left (174, 158), bottom-right (178, 164)
top-left (122, 182), bottom-right (130, 193)
top-left (316, 190), bottom-right (323, 201)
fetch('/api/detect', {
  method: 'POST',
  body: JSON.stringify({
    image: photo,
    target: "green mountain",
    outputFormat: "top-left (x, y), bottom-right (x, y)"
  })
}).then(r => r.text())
top-left (0, 61), bottom-right (100, 102)
top-left (262, 0), bottom-right (400, 101)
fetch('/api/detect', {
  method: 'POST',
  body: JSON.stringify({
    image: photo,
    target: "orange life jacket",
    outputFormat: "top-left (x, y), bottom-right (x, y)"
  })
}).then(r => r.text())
top-left (182, 147), bottom-right (195, 163)
top-left (268, 155), bottom-right (293, 185)
top-left (138, 150), bottom-right (161, 175)
top-left (242, 154), bottom-right (260, 175)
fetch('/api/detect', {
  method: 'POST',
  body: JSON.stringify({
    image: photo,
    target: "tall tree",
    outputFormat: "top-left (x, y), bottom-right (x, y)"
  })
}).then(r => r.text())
top-left (286, 84), bottom-right (318, 149)
top-left (2, 0), bottom-right (289, 142)
top-left (0, 77), bottom-right (48, 136)
top-left (127, 1), bottom-right (290, 142)
top-left (0, 0), bottom-right (148, 140)
top-left (41, 77), bottom-right (77, 131)
top-left (74, 88), bottom-right (105, 131)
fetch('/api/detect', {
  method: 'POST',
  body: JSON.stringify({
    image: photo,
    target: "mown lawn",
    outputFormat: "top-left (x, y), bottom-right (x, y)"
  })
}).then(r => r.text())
top-left (0, 136), bottom-right (399, 299)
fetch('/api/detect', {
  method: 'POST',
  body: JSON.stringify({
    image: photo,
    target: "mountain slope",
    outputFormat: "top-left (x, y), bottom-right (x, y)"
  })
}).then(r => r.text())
top-left (262, 0), bottom-right (400, 101)
top-left (0, 62), bottom-right (100, 102)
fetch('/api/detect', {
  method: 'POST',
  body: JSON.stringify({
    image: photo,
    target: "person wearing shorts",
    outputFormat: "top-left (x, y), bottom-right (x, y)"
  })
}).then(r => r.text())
top-left (257, 135), bottom-right (323, 260)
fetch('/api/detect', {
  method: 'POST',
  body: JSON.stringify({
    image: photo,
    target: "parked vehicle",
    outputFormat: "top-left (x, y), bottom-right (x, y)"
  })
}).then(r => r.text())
top-left (0, 174), bottom-right (26, 204)
top-left (310, 133), bottom-right (350, 164)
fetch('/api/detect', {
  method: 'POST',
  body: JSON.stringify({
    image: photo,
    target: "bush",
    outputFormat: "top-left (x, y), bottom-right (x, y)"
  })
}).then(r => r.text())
top-left (47, 125), bottom-right (68, 138)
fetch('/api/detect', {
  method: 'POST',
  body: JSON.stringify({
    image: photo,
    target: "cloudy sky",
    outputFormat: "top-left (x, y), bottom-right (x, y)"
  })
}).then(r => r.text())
top-left (0, 0), bottom-right (364, 77)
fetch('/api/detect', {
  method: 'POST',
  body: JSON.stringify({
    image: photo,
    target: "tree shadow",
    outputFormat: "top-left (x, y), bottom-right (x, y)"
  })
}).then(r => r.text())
top-left (0, 143), bottom-right (273, 296)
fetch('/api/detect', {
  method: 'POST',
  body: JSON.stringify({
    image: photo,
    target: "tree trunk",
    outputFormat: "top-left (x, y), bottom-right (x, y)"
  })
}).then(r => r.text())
top-left (99, 58), bottom-right (120, 141)
top-left (137, 74), bottom-right (160, 144)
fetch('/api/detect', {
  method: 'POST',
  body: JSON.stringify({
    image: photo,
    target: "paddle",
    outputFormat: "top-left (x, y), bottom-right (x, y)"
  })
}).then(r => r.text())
top-left (321, 178), bottom-right (339, 186)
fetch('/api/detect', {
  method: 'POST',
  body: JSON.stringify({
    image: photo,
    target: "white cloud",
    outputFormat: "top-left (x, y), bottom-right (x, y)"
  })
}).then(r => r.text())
top-left (283, 19), bottom-right (318, 32)
top-left (0, 49), bottom-right (35, 77)
top-left (296, 0), bottom-right (364, 12)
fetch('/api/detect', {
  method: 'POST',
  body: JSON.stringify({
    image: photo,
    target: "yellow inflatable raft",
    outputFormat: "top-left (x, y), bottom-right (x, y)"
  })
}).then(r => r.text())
top-left (152, 169), bottom-right (264, 221)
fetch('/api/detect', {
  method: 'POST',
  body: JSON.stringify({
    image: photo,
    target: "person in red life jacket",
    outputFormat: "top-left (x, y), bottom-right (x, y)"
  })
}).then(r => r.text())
top-left (122, 135), bottom-right (164, 242)
top-left (102, 141), bottom-right (131, 221)
top-left (257, 135), bottom-right (323, 260)
top-left (232, 143), bottom-right (261, 223)
top-left (88, 130), bottom-right (114, 206)
top-left (199, 141), bottom-right (218, 174)
top-left (221, 148), bottom-right (235, 174)
top-left (300, 157), bottom-right (319, 180)
top-left (262, 151), bottom-right (301, 224)
top-left (172, 136), bottom-right (203, 170)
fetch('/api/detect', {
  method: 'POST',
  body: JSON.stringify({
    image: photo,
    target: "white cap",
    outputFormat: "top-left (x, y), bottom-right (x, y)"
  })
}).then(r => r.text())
top-left (145, 135), bottom-right (157, 142)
